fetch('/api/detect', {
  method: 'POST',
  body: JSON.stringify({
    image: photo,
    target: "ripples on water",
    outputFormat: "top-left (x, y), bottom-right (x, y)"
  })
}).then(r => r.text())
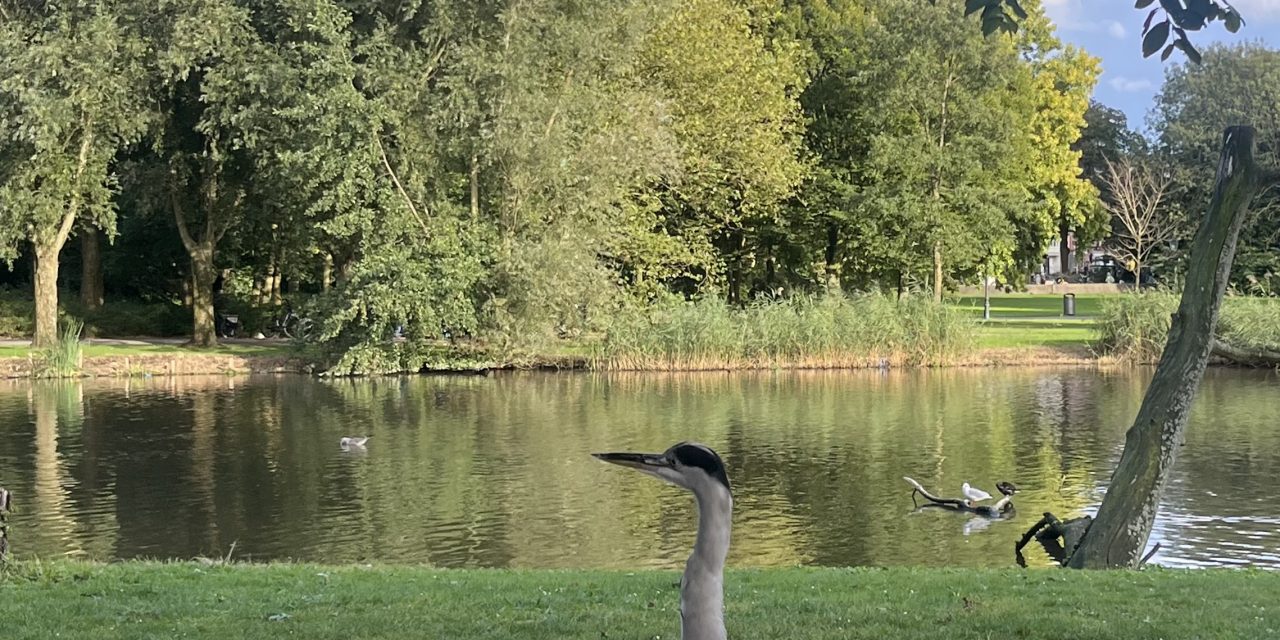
top-left (0, 368), bottom-right (1277, 569)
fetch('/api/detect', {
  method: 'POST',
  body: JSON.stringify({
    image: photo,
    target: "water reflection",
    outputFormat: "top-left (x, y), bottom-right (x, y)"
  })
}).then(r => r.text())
top-left (0, 368), bottom-right (1277, 569)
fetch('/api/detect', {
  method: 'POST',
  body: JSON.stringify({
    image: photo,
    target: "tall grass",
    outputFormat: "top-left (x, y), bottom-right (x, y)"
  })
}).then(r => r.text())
top-left (34, 319), bottom-right (84, 378)
top-left (591, 293), bottom-right (974, 370)
top-left (1095, 293), bottom-right (1178, 362)
top-left (1097, 293), bottom-right (1280, 362)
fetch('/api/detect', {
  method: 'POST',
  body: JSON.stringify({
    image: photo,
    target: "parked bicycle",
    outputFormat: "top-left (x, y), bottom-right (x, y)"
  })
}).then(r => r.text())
top-left (268, 305), bottom-right (313, 340)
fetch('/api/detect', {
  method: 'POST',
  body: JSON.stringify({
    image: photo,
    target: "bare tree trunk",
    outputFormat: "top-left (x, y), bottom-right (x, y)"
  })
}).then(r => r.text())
top-left (1067, 127), bottom-right (1278, 569)
top-left (32, 244), bottom-right (63, 347)
top-left (321, 252), bottom-right (333, 292)
top-left (824, 222), bottom-right (838, 280)
top-left (1059, 223), bottom-right (1071, 275)
top-left (932, 241), bottom-right (943, 303)
top-left (189, 245), bottom-right (217, 347)
top-left (80, 229), bottom-right (104, 310)
top-left (269, 254), bottom-right (282, 305)
top-left (470, 154), bottom-right (480, 219)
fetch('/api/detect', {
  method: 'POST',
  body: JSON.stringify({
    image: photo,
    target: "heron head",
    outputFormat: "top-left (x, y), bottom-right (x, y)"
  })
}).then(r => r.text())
top-left (593, 442), bottom-right (731, 497)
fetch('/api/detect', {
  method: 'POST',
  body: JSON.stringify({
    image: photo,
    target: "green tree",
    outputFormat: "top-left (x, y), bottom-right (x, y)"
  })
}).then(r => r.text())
top-left (0, 1), bottom-right (151, 346)
top-left (1152, 43), bottom-right (1280, 289)
top-left (637, 0), bottom-right (807, 304)
top-left (1019, 39), bottom-right (1102, 277)
top-left (844, 0), bottom-right (1038, 299)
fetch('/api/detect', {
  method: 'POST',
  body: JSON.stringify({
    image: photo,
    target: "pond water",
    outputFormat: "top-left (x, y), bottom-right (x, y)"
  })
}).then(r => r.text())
top-left (0, 368), bottom-right (1277, 570)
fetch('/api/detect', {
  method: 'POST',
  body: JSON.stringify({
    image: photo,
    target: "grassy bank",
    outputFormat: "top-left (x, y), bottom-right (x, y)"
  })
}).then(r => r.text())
top-left (0, 562), bottom-right (1275, 639)
top-left (0, 341), bottom-right (303, 378)
top-left (0, 292), bottom-right (1134, 375)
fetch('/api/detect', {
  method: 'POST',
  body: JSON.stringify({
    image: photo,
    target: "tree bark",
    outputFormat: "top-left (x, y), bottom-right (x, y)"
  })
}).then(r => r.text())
top-left (32, 243), bottom-right (64, 348)
top-left (171, 171), bottom-right (235, 348)
top-left (1059, 222), bottom-right (1071, 275)
top-left (1211, 338), bottom-right (1280, 367)
top-left (189, 245), bottom-right (217, 347)
top-left (80, 229), bottom-right (104, 310)
top-left (824, 222), bottom-right (838, 279)
top-left (932, 240), bottom-right (944, 303)
top-left (1067, 126), bottom-right (1275, 569)
top-left (470, 153), bottom-right (480, 219)
top-left (321, 252), bottom-right (333, 292)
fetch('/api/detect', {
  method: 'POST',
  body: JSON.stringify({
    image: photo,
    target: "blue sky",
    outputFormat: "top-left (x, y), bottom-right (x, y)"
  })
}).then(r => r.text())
top-left (1043, 0), bottom-right (1280, 134)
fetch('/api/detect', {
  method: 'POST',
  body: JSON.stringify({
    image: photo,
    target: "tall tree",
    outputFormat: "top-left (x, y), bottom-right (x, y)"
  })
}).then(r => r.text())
top-left (637, 0), bottom-right (806, 304)
top-left (838, 0), bottom-right (1037, 299)
top-left (1068, 127), bottom-right (1280, 568)
top-left (1152, 43), bottom-right (1280, 288)
top-left (1019, 38), bottom-right (1102, 277)
top-left (0, 1), bottom-right (150, 345)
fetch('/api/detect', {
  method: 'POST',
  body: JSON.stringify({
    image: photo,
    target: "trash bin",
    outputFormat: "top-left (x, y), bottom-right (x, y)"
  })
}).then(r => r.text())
top-left (1063, 293), bottom-right (1076, 317)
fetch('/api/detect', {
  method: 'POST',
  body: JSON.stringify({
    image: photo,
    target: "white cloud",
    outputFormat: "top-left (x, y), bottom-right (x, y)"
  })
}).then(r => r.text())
top-left (1107, 21), bottom-right (1127, 39)
top-left (1109, 76), bottom-right (1154, 92)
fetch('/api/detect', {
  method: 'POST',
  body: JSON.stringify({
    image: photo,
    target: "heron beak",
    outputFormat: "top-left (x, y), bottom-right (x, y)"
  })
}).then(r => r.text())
top-left (592, 451), bottom-right (671, 473)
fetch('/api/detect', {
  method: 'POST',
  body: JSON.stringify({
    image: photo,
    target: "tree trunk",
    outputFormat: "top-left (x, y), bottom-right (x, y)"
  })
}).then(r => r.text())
top-left (190, 245), bottom-right (217, 347)
top-left (80, 230), bottom-right (104, 310)
top-left (1059, 223), bottom-right (1071, 275)
top-left (470, 154), bottom-right (480, 219)
top-left (824, 222), bottom-right (838, 279)
top-left (32, 244), bottom-right (63, 348)
top-left (321, 252), bottom-right (333, 292)
top-left (932, 241), bottom-right (943, 303)
top-left (1211, 338), bottom-right (1280, 366)
top-left (1067, 126), bottom-right (1276, 569)
top-left (269, 258), bottom-right (282, 305)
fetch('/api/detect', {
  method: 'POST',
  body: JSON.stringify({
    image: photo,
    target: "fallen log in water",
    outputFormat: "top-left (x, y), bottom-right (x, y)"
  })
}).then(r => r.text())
top-left (1211, 339), bottom-right (1280, 367)
top-left (1014, 511), bottom-right (1093, 567)
top-left (902, 476), bottom-right (1017, 518)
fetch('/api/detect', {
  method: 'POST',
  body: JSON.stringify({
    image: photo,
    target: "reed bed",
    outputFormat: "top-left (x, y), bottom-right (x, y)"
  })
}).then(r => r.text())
top-left (1096, 292), bottom-right (1280, 362)
top-left (591, 293), bottom-right (974, 371)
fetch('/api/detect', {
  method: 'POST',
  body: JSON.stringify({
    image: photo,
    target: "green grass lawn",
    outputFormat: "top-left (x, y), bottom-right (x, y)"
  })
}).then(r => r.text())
top-left (951, 293), bottom-right (1107, 319)
top-left (0, 342), bottom-right (294, 359)
top-left (975, 319), bottom-right (1098, 349)
top-left (0, 562), bottom-right (1273, 639)
top-left (950, 294), bottom-right (1108, 349)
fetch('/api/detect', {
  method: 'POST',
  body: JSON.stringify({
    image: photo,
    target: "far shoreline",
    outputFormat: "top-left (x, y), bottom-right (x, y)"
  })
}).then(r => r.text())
top-left (0, 342), bottom-right (1124, 379)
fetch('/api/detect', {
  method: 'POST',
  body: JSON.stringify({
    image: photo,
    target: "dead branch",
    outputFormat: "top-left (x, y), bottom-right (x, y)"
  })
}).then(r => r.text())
top-left (1014, 510), bottom-right (1093, 567)
top-left (1211, 339), bottom-right (1280, 367)
top-left (374, 133), bottom-right (430, 236)
top-left (903, 476), bottom-right (1016, 517)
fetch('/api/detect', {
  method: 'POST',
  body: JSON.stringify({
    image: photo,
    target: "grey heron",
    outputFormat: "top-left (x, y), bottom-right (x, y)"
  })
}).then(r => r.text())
top-left (594, 442), bottom-right (732, 640)
top-left (961, 482), bottom-right (991, 506)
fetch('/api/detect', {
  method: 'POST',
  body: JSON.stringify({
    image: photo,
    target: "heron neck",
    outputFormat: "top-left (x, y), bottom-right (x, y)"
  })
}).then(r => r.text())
top-left (682, 488), bottom-right (731, 640)
top-left (692, 489), bottom-right (732, 569)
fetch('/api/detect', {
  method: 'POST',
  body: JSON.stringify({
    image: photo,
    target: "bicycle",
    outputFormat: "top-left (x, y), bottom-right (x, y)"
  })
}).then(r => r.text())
top-left (268, 305), bottom-right (313, 340)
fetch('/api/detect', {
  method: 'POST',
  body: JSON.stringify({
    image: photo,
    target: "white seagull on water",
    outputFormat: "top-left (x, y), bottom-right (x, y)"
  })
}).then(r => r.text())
top-left (340, 436), bottom-right (370, 450)
top-left (961, 482), bottom-right (991, 506)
